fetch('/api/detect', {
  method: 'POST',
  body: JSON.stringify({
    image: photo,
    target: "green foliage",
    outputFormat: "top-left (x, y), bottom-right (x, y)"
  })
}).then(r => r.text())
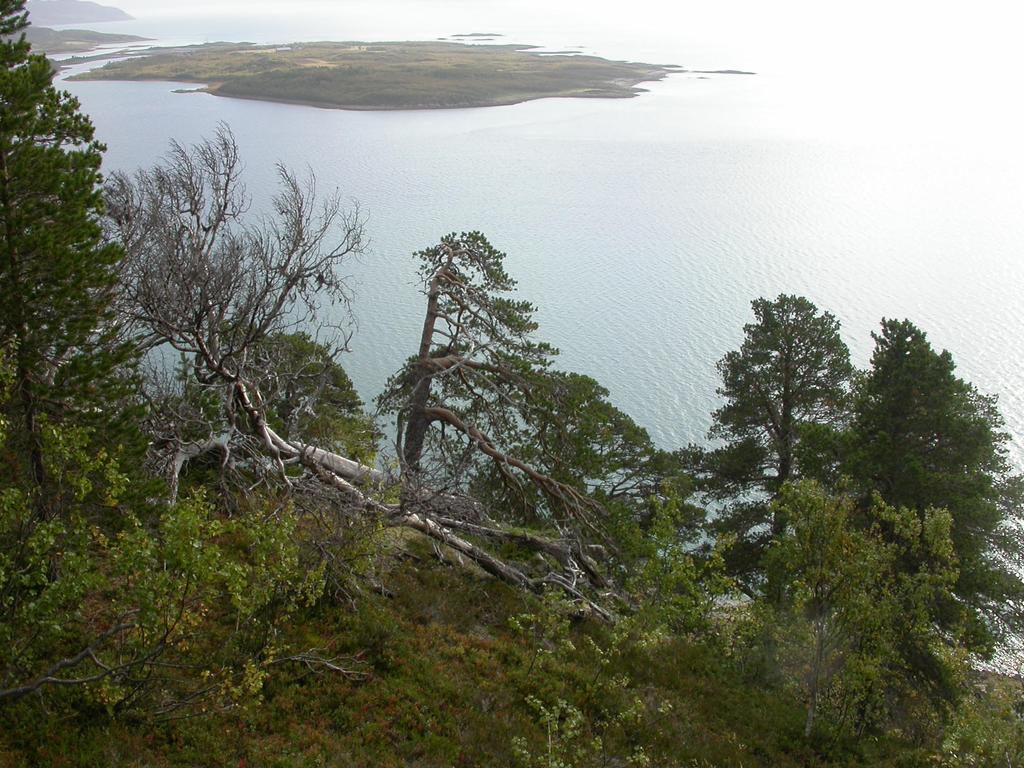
top-left (707, 294), bottom-right (853, 495)
top-left (2, 438), bottom-right (327, 716)
top-left (940, 675), bottom-right (1024, 767)
top-left (476, 370), bottom-right (688, 525)
top-left (98, 490), bottom-right (327, 714)
top-left (850, 319), bottom-right (1022, 650)
top-left (0, 0), bottom-right (132, 484)
top-left (509, 589), bottom-right (578, 677)
top-left (694, 295), bottom-right (854, 592)
top-left (255, 332), bottom-right (378, 461)
top-left (511, 695), bottom-right (652, 768)
top-left (0, 541), bottom-right (1009, 766)
top-left (0, 2), bottom-right (154, 707)
top-left (0, 409), bottom-right (113, 699)
top-left (0, 386), bottom-right (326, 712)
top-left (763, 481), bottom-right (963, 738)
top-left (610, 487), bottom-right (731, 638)
top-left (522, 372), bottom-right (679, 499)
top-left (0, 46), bottom-right (337, 709)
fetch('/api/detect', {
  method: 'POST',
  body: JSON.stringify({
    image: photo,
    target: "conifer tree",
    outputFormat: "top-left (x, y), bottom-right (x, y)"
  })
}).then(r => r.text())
top-left (0, 0), bottom-right (126, 499)
top-left (850, 319), bottom-right (1022, 649)
top-left (693, 295), bottom-right (853, 594)
top-left (0, 1), bottom-right (144, 705)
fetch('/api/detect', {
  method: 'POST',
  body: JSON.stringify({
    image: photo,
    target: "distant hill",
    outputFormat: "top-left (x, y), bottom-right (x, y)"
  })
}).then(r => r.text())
top-left (26, 0), bottom-right (133, 25)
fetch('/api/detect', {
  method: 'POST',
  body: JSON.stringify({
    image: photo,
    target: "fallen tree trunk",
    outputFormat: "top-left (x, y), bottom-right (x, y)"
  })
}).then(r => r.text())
top-left (298, 459), bottom-right (615, 621)
top-left (394, 511), bottom-right (615, 622)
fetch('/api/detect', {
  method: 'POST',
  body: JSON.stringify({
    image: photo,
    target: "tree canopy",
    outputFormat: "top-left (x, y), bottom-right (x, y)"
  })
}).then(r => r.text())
top-left (850, 318), bottom-right (1022, 649)
top-left (0, 0), bottom-right (127, 495)
top-left (693, 294), bottom-right (853, 593)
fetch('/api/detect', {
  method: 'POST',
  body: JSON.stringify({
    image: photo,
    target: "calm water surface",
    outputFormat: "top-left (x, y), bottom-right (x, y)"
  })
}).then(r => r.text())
top-left (53, 1), bottom-right (1024, 465)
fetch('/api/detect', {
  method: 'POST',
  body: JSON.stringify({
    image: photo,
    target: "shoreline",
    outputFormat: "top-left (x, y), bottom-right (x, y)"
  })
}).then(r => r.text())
top-left (168, 83), bottom-right (653, 112)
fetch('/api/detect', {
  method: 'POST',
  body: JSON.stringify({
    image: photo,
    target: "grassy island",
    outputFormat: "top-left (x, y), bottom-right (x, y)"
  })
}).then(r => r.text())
top-left (71, 40), bottom-right (683, 110)
top-left (26, 26), bottom-right (148, 54)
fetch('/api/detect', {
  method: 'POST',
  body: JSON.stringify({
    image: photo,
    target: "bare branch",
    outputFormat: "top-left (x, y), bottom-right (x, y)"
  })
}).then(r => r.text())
top-left (0, 614), bottom-right (139, 704)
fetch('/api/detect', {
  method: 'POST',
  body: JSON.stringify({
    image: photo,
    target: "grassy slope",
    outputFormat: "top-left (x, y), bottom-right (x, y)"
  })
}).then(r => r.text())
top-left (0, 534), bottom-right (931, 768)
top-left (72, 41), bottom-right (676, 110)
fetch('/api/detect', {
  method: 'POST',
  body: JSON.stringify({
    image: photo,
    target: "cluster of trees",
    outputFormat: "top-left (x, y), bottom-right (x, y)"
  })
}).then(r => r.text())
top-left (687, 295), bottom-right (1023, 736)
top-left (1, 0), bottom-right (1022, 759)
top-left (692, 294), bottom-right (1019, 733)
top-left (0, 2), bottom-right (357, 714)
top-left (1, 0), bottom-right (671, 713)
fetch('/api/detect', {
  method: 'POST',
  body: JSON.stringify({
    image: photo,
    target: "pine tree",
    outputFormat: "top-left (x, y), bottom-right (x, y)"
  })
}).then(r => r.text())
top-left (0, 0), bottom-right (126, 500)
top-left (850, 319), bottom-right (1022, 650)
top-left (695, 295), bottom-right (853, 594)
top-left (0, 1), bottom-right (145, 705)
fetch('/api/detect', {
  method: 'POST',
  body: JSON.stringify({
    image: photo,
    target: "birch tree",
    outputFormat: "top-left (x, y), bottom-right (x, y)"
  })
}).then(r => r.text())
top-left (767, 481), bottom-right (959, 738)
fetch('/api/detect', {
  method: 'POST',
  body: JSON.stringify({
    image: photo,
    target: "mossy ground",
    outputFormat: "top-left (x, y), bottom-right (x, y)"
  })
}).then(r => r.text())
top-left (0, 539), bottom-right (949, 767)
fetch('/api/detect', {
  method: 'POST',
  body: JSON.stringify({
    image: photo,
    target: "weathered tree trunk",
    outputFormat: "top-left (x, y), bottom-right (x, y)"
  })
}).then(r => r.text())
top-left (231, 378), bottom-right (384, 486)
top-left (804, 688), bottom-right (818, 739)
top-left (402, 258), bottom-right (452, 470)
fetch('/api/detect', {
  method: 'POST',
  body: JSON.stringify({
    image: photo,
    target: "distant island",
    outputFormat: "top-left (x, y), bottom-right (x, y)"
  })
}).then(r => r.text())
top-left (26, 26), bottom-right (148, 54)
top-left (692, 69), bottom-right (757, 75)
top-left (26, 0), bottom-right (133, 25)
top-left (71, 40), bottom-right (687, 111)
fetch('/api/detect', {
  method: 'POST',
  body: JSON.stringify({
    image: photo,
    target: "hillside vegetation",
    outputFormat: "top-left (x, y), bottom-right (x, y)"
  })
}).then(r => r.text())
top-left (5, 542), bottom-right (1020, 768)
top-left (2, 3), bottom-right (1024, 765)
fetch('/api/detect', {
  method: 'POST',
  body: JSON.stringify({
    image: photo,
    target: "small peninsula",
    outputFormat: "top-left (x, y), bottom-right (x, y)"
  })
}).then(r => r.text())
top-left (26, 0), bottom-right (132, 25)
top-left (26, 26), bottom-right (148, 54)
top-left (71, 40), bottom-right (683, 110)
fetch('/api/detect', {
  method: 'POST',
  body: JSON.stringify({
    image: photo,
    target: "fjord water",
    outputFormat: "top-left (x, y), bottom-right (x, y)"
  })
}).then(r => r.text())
top-left (58, 0), bottom-right (1024, 463)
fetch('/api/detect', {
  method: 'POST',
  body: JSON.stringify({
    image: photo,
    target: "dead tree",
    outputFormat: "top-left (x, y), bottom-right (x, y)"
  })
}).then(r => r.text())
top-left (106, 125), bottom-right (381, 496)
top-left (107, 133), bottom-right (670, 620)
